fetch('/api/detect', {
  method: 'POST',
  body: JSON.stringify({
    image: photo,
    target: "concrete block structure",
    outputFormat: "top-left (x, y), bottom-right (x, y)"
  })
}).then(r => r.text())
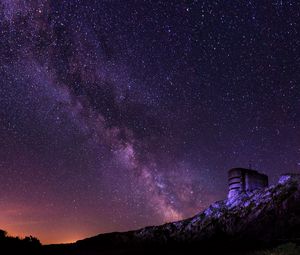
top-left (228, 168), bottom-right (268, 199)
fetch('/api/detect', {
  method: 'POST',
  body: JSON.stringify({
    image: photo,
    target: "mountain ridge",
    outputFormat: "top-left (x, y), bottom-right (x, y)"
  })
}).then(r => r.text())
top-left (45, 173), bottom-right (300, 254)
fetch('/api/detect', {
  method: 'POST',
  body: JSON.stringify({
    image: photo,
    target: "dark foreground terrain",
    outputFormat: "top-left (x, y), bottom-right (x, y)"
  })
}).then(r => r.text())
top-left (1, 174), bottom-right (300, 254)
top-left (44, 242), bottom-right (300, 255)
top-left (0, 229), bottom-right (41, 255)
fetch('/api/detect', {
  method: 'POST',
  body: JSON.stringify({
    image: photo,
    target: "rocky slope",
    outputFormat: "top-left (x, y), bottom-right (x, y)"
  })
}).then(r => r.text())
top-left (45, 174), bottom-right (300, 254)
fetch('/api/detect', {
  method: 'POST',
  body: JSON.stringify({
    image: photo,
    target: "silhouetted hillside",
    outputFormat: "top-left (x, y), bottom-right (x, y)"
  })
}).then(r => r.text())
top-left (0, 229), bottom-right (41, 255)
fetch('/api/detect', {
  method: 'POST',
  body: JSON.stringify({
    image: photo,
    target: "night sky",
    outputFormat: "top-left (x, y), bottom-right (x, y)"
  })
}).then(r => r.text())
top-left (0, 0), bottom-right (299, 244)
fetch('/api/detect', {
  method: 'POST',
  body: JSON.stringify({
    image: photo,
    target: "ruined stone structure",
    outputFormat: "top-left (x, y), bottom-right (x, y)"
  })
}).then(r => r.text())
top-left (228, 168), bottom-right (268, 199)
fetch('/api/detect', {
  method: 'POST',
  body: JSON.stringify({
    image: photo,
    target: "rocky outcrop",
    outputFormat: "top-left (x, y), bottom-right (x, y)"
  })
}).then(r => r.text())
top-left (47, 174), bottom-right (300, 254)
top-left (123, 173), bottom-right (300, 246)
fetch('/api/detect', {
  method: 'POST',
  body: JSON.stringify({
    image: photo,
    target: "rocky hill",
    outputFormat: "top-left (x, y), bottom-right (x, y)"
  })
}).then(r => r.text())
top-left (45, 174), bottom-right (300, 255)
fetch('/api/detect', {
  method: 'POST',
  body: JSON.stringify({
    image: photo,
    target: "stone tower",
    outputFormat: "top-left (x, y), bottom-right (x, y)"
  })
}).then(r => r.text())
top-left (228, 168), bottom-right (268, 199)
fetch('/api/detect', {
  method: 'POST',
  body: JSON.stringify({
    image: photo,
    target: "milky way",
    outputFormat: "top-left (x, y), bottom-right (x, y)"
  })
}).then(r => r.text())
top-left (0, 0), bottom-right (299, 244)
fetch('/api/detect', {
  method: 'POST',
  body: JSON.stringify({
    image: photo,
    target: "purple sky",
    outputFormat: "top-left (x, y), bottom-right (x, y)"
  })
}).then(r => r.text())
top-left (0, 0), bottom-right (299, 244)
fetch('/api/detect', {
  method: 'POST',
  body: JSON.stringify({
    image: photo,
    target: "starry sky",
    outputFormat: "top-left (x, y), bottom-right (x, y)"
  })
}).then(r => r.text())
top-left (0, 0), bottom-right (299, 244)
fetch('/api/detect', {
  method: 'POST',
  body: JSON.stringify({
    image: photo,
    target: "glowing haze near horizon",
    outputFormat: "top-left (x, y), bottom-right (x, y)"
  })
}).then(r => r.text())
top-left (0, 0), bottom-right (299, 244)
